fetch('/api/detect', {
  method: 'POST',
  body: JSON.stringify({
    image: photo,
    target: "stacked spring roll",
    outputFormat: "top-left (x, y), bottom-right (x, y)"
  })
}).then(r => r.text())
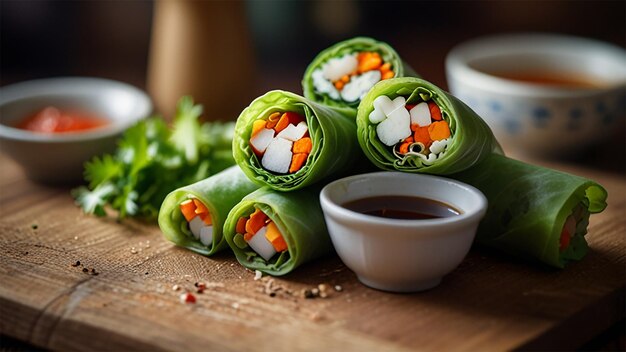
top-left (356, 77), bottom-right (501, 174)
top-left (356, 77), bottom-right (607, 267)
top-left (158, 166), bottom-right (260, 256)
top-left (233, 90), bottom-right (362, 191)
top-left (224, 187), bottom-right (332, 276)
top-left (302, 37), bottom-right (418, 118)
top-left (452, 154), bottom-right (607, 268)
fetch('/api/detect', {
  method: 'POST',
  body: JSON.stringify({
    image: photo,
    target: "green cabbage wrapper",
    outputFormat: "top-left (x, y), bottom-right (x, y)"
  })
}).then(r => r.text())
top-left (233, 90), bottom-right (362, 191)
top-left (452, 154), bottom-right (608, 268)
top-left (302, 37), bottom-right (419, 118)
top-left (357, 77), bottom-right (502, 174)
top-left (224, 187), bottom-right (332, 276)
top-left (158, 166), bottom-right (260, 256)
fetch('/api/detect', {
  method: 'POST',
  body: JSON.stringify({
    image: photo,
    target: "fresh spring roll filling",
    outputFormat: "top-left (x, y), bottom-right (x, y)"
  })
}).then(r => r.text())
top-left (234, 90), bottom-right (362, 191)
top-left (250, 111), bottom-right (311, 174)
top-left (451, 153), bottom-right (607, 268)
top-left (357, 77), bottom-right (501, 174)
top-left (224, 187), bottom-right (332, 276)
top-left (303, 37), bottom-right (418, 116)
top-left (158, 166), bottom-right (260, 256)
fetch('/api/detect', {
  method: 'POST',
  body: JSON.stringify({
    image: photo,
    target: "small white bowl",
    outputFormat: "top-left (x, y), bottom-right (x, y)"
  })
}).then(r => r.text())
top-left (446, 33), bottom-right (626, 158)
top-left (320, 172), bottom-right (487, 293)
top-left (0, 77), bottom-right (152, 184)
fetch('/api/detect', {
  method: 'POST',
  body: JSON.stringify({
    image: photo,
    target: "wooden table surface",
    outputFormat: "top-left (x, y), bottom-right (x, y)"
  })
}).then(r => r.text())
top-left (0, 152), bottom-right (624, 351)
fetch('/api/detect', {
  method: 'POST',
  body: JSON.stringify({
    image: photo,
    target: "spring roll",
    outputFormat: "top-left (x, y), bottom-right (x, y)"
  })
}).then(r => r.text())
top-left (357, 77), bottom-right (502, 174)
top-left (452, 154), bottom-right (608, 268)
top-left (224, 187), bottom-right (332, 276)
top-left (302, 37), bottom-right (418, 117)
top-left (233, 90), bottom-right (362, 191)
top-left (158, 166), bottom-right (260, 256)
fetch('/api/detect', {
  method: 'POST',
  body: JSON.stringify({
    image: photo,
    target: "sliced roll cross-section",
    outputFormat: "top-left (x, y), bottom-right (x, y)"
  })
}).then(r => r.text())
top-left (357, 77), bottom-right (501, 175)
top-left (303, 37), bottom-right (418, 117)
top-left (224, 187), bottom-right (332, 276)
top-left (158, 166), bottom-right (260, 256)
top-left (233, 90), bottom-right (361, 191)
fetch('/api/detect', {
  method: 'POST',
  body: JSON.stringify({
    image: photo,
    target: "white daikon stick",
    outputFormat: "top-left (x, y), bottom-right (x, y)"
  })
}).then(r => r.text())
top-left (261, 138), bottom-right (293, 174)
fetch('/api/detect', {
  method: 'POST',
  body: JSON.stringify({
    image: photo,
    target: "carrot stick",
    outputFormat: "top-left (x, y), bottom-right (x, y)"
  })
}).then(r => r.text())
top-left (179, 199), bottom-right (197, 222)
top-left (251, 119), bottom-right (266, 137)
top-left (245, 208), bottom-right (267, 234)
top-left (357, 52), bottom-right (382, 72)
top-left (199, 212), bottom-right (212, 225)
top-left (265, 221), bottom-right (288, 252)
top-left (289, 153), bottom-right (308, 173)
top-left (293, 137), bottom-right (312, 154)
top-left (244, 232), bottom-right (254, 241)
top-left (397, 136), bottom-right (413, 154)
top-left (236, 217), bottom-right (247, 234)
top-left (428, 102), bottom-right (442, 121)
top-left (382, 71), bottom-right (394, 80)
top-left (428, 121), bottom-right (451, 141)
top-left (193, 199), bottom-right (209, 214)
top-left (274, 114), bottom-right (290, 133)
top-left (413, 126), bottom-right (432, 148)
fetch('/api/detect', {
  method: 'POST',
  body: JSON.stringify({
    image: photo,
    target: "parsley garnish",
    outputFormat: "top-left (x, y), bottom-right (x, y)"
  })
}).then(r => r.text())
top-left (72, 96), bottom-right (235, 220)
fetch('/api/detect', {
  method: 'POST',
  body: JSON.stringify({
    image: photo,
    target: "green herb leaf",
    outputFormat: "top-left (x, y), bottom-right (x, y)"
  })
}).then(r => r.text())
top-left (72, 96), bottom-right (236, 221)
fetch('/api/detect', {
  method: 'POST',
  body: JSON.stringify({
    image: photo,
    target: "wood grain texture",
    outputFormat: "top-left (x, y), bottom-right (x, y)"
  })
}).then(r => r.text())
top-left (0, 153), bottom-right (624, 351)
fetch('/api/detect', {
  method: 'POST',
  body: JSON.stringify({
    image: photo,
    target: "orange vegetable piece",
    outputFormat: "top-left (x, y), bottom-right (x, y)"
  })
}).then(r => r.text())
top-left (266, 112), bottom-right (281, 129)
top-left (382, 71), bottom-right (395, 80)
top-left (199, 212), bottom-right (212, 226)
top-left (428, 121), bottom-right (451, 141)
top-left (244, 232), bottom-right (254, 242)
top-left (413, 126), bottom-right (432, 148)
top-left (264, 221), bottom-right (288, 252)
top-left (293, 137), bottom-right (312, 154)
top-left (334, 80), bottom-right (345, 90)
top-left (236, 217), bottom-right (247, 234)
top-left (397, 136), bottom-right (413, 154)
top-left (341, 75), bottom-right (350, 83)
top-left (289, 153), bottom-right (308, 173)
top-left (357, 52), bottom-right (382, 72)
top-left (428, 102), bottom-right (442, 121)
top-left (193, 199), bottom-right (209, 214)
top-left (179, 199), bottom-right (197, 222)
top-left (245, 208), bottom-right (267, 234)
top-left (380, 63), bottom-right (391, 72)
top-left (274, 114), bottom-right (290, 133)
top-left (251, 119), bottom-right (266, 137)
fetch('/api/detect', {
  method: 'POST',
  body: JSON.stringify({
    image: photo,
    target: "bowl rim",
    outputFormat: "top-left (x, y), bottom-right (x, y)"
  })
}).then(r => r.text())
top-left (320, 171), bottom-right (488, 229)
top-left (445, 32), bottom-right (626, 98)
top-left (0, 76), bottom-right (152, 143)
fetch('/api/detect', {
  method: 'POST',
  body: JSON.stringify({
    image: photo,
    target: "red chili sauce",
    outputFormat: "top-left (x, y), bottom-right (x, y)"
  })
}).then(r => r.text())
top-left (16, 107), bottom-right (109, 133)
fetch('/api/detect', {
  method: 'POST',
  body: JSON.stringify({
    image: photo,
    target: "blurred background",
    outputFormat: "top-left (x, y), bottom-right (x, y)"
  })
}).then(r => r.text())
top-left (2, 1), bottom-right (624, 111)
top-left (1, 0), bottom-right (625, 170)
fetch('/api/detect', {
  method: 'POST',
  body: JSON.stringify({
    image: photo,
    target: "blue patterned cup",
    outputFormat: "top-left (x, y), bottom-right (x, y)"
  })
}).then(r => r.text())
top-left (446, 34), bottom-right (626, 158)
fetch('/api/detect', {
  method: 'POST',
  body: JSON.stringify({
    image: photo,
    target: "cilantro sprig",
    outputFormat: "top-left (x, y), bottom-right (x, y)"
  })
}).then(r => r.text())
top-left (72, 96), bottom-right (235, 220)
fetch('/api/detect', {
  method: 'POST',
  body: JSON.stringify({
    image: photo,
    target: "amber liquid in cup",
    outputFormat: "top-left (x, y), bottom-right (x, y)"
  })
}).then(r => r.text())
top-left (343, 195), bottom-right (461, 220)
top-left (484, 70), bottom-right (607, 89)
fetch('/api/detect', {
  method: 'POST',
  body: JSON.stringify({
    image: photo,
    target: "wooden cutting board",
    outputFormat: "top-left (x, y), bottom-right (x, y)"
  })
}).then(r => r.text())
top-left (0, 153), bottom-right (624, 351)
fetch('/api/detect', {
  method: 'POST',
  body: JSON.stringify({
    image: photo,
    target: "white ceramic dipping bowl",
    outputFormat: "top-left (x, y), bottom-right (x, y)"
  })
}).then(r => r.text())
top-left (320, 172), bottom-right (487, 293)
top-left (0, 77), bottom-right (152, 184)
top-left (446, 33), bottom-right (626, 158)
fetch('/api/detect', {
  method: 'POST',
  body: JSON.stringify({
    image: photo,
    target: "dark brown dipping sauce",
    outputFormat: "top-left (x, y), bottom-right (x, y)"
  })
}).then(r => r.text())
top-left (343, 195), bottom-right (461, 220)
top-left (484, 70), bottom-right (606, 89)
